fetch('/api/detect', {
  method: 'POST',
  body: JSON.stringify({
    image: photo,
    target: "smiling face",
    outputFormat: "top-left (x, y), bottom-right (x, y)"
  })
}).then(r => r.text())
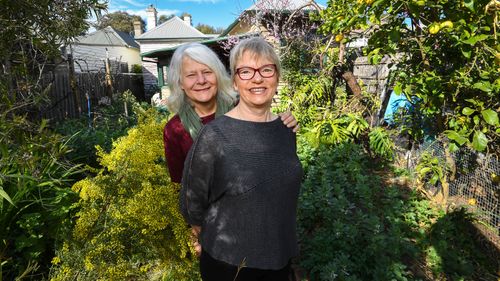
top-left (233, 51), bottom-right (278, 109)
top-left (180, 56), bottom-right (218, 109)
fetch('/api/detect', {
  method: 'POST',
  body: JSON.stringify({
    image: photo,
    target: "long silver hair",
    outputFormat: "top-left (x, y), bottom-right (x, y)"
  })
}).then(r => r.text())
top-left (166, 43), bottom-right (236, 113)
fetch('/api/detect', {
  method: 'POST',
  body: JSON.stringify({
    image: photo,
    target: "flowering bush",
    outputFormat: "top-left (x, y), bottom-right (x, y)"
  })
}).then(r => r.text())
top-left (50, 107), bottom-right (199, 280)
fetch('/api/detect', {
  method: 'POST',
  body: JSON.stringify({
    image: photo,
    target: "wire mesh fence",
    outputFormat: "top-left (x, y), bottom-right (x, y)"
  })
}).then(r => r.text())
top-left (407, 139), bottom-right (499, 246)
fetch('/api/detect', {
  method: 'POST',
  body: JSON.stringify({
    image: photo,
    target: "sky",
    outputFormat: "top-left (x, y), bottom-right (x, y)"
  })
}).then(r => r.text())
top-left (105, 0), bottom-right (328, 30)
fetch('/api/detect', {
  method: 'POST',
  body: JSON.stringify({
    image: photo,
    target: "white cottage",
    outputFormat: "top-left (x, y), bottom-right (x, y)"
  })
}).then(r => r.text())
top-left (70, 26), bottom-right (141, 73)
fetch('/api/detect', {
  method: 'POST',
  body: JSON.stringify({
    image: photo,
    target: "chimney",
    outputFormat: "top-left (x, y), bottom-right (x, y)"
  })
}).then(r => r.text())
top-left (133, 20), bottom-right (142, 37)
top-left (183, 14), bottom-right (192, 26)
top-left (146, 4), bottom-right (157, 30)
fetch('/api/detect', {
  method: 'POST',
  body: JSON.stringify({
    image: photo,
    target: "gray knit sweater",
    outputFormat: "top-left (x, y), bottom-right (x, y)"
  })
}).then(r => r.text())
top-left (180, 115), bottom-right (303, 270)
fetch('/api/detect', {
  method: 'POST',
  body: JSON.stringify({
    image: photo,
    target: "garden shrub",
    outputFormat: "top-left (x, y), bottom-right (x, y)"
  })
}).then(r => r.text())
top-left (54, 92), bottom-right (142, 168)
top-left (297, 142), bottom-right (434, 280)
top-left (296, 140), bottom-right (499, 280)
top-left (0, 111), bottom-right (83, 280)
top-left (50, 107), bottom-right (199, 280)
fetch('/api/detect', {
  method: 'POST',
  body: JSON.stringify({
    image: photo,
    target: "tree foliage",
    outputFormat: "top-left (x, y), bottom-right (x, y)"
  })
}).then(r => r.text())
top-left (1, 0), bottom-right (106, 114)
top-left (320, 0), bottom-right (500, 153)
top-left (158, 14), bottom-right (175, 25)
top-left (195, 23), bottom-right (224, 34)
top-left (96, 11), bottom-right (146, 34)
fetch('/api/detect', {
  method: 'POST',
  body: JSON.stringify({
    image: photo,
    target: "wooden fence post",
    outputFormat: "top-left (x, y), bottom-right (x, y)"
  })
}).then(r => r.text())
top-left (68, 54), bottom-right (81, 116)
top-left (105, 49), bottom-right (113, 100)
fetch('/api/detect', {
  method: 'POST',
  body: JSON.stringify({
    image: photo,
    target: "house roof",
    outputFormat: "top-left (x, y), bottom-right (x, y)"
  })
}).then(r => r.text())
top-left (136, 16), bottom-right (210, 40)
top-left (75, 26), bottom-right (139, 49)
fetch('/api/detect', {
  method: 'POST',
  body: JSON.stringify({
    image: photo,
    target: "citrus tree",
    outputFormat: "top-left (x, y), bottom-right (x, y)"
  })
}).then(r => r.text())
top-left (319, 0), bottom-right (499, 153)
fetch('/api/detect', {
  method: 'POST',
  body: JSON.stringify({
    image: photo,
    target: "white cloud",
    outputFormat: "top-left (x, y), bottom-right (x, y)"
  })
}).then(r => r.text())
top-left (121, 0), bottom-right (144, 7)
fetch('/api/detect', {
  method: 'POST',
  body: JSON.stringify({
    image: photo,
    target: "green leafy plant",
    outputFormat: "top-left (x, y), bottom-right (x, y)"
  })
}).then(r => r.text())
top-left (297, 142), bottom-right (419, 280)
top-left (368, 127), bottom-right (395, 160)
top-left (296, 141), bottom-right (498, 280)
top-left (416, 152), bottom-right (448, 187)
top-left (445, 98), bottom-right (499, 152)
top-left (54, 92), bottom-right (141, 168)
top-left (0, 111), bottom-right (83, 280)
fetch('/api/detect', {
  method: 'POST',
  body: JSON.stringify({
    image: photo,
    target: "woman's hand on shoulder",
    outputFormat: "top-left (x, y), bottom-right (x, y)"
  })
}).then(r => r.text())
top-left (279, 111), bottom-right (299, 133)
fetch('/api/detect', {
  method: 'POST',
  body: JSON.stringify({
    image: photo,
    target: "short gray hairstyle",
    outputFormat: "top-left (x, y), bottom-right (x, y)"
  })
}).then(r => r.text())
top-left (166, 43), bottom-right (236, 113)
top-left (229, 37), bottom-right (281, 81)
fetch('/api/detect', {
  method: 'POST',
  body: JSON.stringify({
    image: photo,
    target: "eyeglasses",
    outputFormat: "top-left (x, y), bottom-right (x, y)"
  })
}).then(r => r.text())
top-left (235, 64), bottom-right (277, 80)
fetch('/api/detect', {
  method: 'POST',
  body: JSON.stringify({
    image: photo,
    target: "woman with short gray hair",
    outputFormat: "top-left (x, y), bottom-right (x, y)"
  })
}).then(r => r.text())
top-left (180, 37), bottom-right (302, 281)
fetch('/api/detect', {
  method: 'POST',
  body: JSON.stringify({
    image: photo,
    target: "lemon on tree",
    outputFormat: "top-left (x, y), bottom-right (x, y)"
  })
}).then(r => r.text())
top-left (440, 20), bottom-right (453, 29)
top-left (429, 23), bottom-right (441, 34)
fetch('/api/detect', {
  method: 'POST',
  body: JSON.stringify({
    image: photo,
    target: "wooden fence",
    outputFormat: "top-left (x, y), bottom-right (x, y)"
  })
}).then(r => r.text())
top-left (40, 71), bottom-right (144, 122)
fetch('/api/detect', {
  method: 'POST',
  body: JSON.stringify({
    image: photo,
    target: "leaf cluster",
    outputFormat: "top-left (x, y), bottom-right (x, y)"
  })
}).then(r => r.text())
top-left (195, 23), bottom-right (224, 35)
top-left (96, 11), bottom-right (146, 34)
top-left (298, 142), bottom-right (421, 280)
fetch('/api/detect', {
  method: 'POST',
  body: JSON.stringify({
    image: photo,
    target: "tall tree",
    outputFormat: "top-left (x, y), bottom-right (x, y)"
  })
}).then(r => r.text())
top-left (158, 14), bottom-right (175, 25)
top-left (195, 23), bottom-right (224, 34)
top-left (96, 11), bottom-right (145, 34)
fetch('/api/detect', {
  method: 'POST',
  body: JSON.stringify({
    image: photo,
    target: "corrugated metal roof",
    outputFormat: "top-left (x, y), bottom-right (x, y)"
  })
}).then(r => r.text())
top-left (75, 26), bottom-right (139, 49)
top-left (136, 16), bottom-right (210, 40)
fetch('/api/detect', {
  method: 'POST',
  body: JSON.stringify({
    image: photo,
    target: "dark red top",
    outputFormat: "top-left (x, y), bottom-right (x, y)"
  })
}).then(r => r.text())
top-left (163, 113), bottom-right (216, 183)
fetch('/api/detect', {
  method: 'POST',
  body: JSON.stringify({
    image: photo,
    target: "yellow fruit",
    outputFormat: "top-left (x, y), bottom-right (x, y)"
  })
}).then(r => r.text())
top-left (335, 34), bottom-right (344, 42)
top-left (440, 20), bottom-right (453, 29)
top-left (492, 172), bottom-right (500, 184)
top-left (429, 23), bottom-right (440, 34)
top-left (467, 198), bottom-right (476, 205)
top-left (365, 0), bottom-right (374, 4)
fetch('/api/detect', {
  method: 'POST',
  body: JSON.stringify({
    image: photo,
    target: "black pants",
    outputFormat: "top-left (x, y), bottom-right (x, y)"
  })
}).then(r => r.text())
top-left (200, 250), bottom-right (291, 281)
